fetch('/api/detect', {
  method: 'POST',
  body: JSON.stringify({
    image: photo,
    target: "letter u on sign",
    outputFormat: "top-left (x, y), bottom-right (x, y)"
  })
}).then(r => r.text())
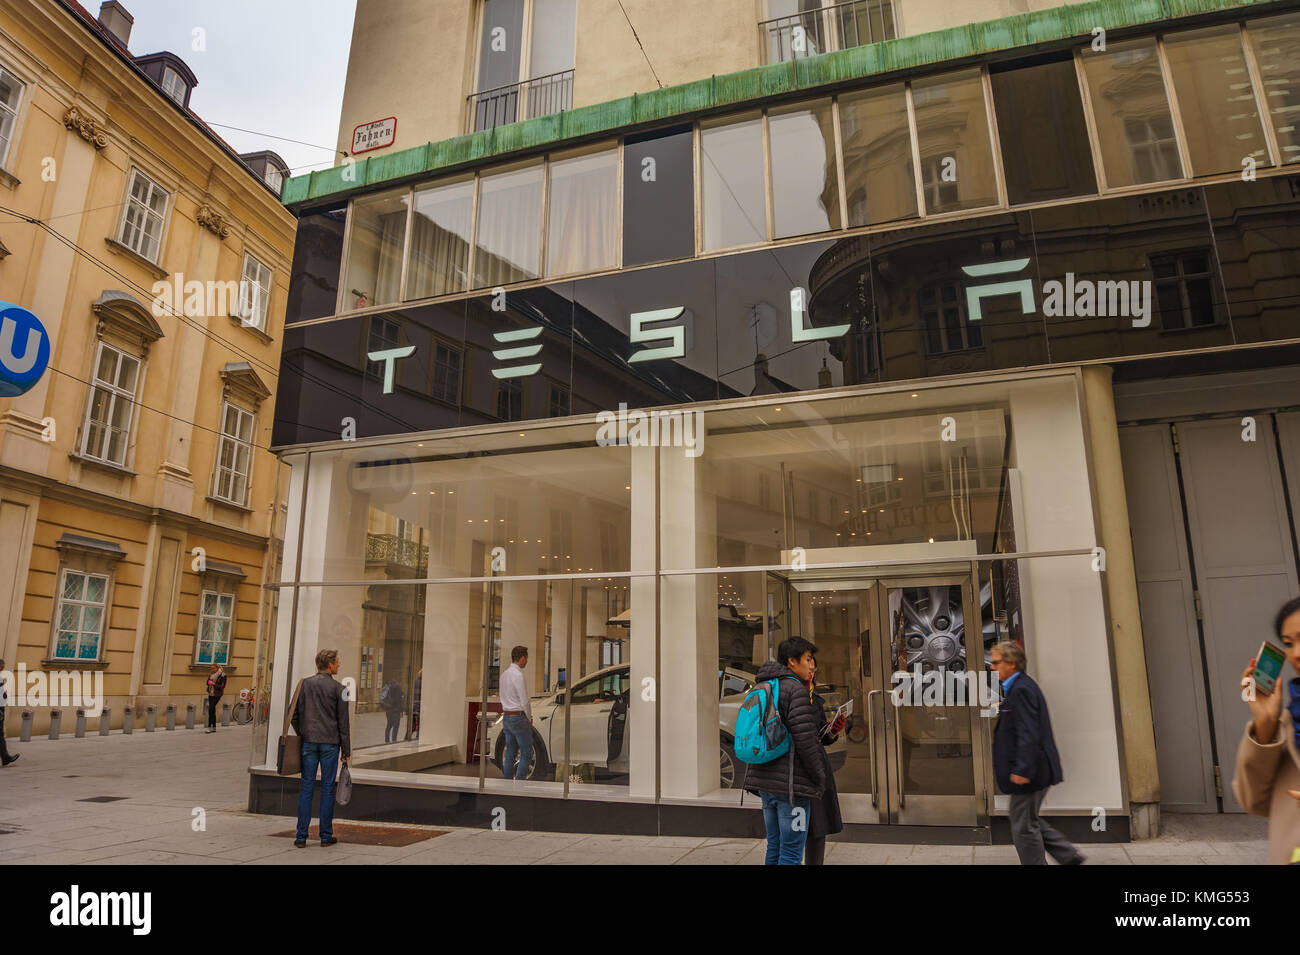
top-left (0, 303), bottom-right (51, 398)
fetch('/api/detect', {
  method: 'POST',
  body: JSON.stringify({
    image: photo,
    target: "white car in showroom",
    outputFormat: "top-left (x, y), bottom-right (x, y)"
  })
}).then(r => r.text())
top-left (488, 663), bottom-right (759, 787)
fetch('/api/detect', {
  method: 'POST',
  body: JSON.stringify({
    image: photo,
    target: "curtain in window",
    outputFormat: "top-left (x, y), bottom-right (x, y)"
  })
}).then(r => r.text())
top-left (547, 151), bottom-right (617, 276)
top-left (407, 181), bottom-right (473, 299)
top-left (473, 166), bottom-right (543, 288)
top-left (374, 212), bottom-right (405, 304)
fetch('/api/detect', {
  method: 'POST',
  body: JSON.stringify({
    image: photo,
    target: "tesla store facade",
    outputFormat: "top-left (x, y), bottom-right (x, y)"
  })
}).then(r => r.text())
top-left (251, 4), bottom-right (1300, 841)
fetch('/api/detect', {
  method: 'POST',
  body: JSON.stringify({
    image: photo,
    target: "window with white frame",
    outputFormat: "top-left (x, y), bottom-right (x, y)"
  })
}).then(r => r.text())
top-left (53, 569), bottom-right (109, 661)
top-left (264, 165), bottom-right (284, 194)
top-left (196, 590), bottom-right (235, 665)
top-left (117, 167), bottom-right (169, 262)
top-left (213, 402), bottom-right (255, 506)
top-left (81, 342), bottom-right (141, 466)
top-left (0, 65), bottom-right (23, 169)
top-left (238, 253), bottom-right (272, 331)
top-left (161, 66), bottom-right (187, 105)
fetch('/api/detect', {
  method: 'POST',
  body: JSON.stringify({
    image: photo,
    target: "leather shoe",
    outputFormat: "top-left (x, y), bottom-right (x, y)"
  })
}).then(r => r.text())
top-left (321, 836), bottom-right (338, 846)
top-left (293, 839), bottom-right (306, 848)
top-left (1, 755), bottom-right (18, 766)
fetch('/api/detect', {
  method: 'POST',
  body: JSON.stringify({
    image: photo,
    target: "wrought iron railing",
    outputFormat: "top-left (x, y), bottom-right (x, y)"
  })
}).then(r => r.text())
top-left (365, 533), bottom-right (429, 569)
top-left (467, 69), bottom-right (575, 133)
top-left (759, 0), bottom-right (896, 65)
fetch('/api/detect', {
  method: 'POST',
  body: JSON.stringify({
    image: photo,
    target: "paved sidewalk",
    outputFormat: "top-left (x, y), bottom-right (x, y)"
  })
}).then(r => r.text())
top-left (0, 725), bottom-right (1270, 865)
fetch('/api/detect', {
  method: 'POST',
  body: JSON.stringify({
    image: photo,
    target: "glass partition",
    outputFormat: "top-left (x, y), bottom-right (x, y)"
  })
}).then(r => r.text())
top-left (1080, 39), bottom-right (1184, 188)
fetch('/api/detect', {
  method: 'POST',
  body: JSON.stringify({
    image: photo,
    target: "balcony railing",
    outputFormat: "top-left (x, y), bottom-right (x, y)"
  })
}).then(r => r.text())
top-left (467, 69), bottom-right (575, 133)
top-left (365, 533), bottom-right (429, 569)
top-left (759, 0), bottom-right (896, 65)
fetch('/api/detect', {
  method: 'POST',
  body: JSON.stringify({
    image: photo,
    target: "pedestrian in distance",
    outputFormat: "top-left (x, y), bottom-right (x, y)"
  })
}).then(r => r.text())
top-left (989, 641), bottom-right (1084, 865)
top-left (800, 649), bottom-right (844, 865)
top-left (499, 645), bottom-right (533, 780)
top-left (744, 636), bottom-right (828, 865)
top-left (409, 669), bottom-right (422, 740)
top-left (380, 676), bottom-right (404, 743)
top-left (0, 658), bottom-right (17, 766)
top-left (205, 661), bottom-right (226, 733)
top-left (1234, 595), bottom-right (1300, 865)
top-left (291, 648), bottom-right (351, 848)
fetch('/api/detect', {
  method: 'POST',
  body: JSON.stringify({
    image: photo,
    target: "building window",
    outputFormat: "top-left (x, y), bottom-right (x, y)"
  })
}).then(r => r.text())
top-left (213, 402), bottom-right (255, 506)
top-left (623, 126), bottom-right (695, 266)
top-left (760, 0), bottom-right (896, 64)
top-left (1152, 251), bottom-right (1218, 329)
top-left (546, 148), bottom-right (618, 276)
top-left (496, 377), bottom-right (522, 420)
top-left (343, 190), bottom-right (409, 311)
top-left (407, 178), bottom-right (474, 299)
top-left (0, 65), bottom-right (24, 169)
top-left (470, 0), bottom-right (575, 131)
top-left (196, 590), bottom-right (234, 665)
top-left (911, 70), bottom-right (1000, 214)
top-left (160, 66), bottom-right (187, 105)
top-left (769, 99), bottom-right (840, 239)
top-left (53, 569), bottom-right (108, 661)
top-left (701, 115), bottom-right (767, 251)
top-left (840, 83), bottom-right (917, 226)
top-left (473, 163), bottom-right (543, 289)
top-left (1247, 12), bottom-right (1300, 166)
top-left (364, 315), bottom-right (402, 380)
top-left (1080, 39), bottom-right (1184, 188)
top-left (548, 382), bottom-right (569, 417)
top-left (919, 156), bottom-right (960, 213)
top-left (431, 341), bottom-right (463, 404)
top-left (239, 253), bottom-right (272, 331)
top-left (919, 283), bottom-right (982, 353)
top-left (116, 167), bottom-right (169, 262)
top-left (81, 341), bottom-right (141, 466)
top-left (264, 166), bottom-right (284, 194)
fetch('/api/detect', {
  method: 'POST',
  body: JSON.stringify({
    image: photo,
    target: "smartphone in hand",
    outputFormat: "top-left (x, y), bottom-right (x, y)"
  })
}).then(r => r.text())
top-left (1252, 640), bottom-right (1287, 696)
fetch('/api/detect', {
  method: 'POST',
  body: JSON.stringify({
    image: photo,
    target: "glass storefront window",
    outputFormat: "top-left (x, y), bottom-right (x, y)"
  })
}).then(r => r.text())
top-left (406, 178), bottom-right (474, 300)
top-left (473, 163), bottom-right (544, 288)
top-left (839, 83), bottom-right (916, 225)
top-left (1164, 26), bottom-right (1269, 177)
top-left (769, 99), bottom-right (842, 239)
top-left (990, 55), bottom-right (1097, 205)
top-left (623, 126), bottom-right (695, 267)
top-left (910, 69), bottom-right (1000, 214)
top-left (701, 114), bottom-right (767, 251)
top-left (1245, 12), bottom-right (1300, 166)
top-left (342, 191), bottom-right (409, 311)
top-left (1080, 39), bottom-right (1184, 188)
top-left (546, 148), bottom-right (618, 277)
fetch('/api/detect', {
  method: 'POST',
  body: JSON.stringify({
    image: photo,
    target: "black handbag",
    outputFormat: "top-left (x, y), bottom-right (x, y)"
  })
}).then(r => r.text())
top-left (276, 678), bottom-right (305, 776)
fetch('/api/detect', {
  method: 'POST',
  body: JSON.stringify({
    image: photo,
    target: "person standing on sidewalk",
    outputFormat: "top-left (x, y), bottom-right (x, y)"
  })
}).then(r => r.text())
top-left (380, 676), bottom-right (404, 743)
top-left (744, 637), bottom-right (828, 865)
top-left (802, 651), bottom-right (844, 865)
top-left (990, 641), bottom-right (1084, 865)
top-left (499, 646), bottom-right (533, 780)
top-left (291, 649), bottom-right (351, 848)
top-left (205, 662), bottom-right (226, 734)
top-left (1233, 596), bottom-right (1300, 865)
top-left (0, 659), bottom-right (17, 766)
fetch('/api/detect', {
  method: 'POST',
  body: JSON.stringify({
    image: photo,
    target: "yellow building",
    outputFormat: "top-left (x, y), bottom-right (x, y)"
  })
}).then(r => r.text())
top-left (0, 0), bottom-right (296, 731)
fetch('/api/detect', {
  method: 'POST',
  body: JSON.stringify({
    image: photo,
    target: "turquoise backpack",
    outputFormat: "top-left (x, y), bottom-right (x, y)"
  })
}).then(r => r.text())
top-left (733, 676), bottom-right (797, 765)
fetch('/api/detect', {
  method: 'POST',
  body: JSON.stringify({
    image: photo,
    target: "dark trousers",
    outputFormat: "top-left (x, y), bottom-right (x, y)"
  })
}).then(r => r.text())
top-left (1, 710), bottom-right (11, 761)
top-left (1009, 788), bottom-right (1083, 865)
top-left (804, 835), bottom-right (826, 865)
top-left (384, 710), bottom-right (401, 742)
top-left (207, 696), bottom-right (219, 728)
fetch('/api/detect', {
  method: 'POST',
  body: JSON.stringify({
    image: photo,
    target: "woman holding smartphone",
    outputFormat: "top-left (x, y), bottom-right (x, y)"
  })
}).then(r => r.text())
top-left (1233, 595), bottom-right (1300, 864)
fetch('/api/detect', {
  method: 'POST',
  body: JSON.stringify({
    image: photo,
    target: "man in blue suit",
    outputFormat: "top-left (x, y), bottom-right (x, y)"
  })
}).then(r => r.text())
top-left (990, 641), bottom-right (1084, 865)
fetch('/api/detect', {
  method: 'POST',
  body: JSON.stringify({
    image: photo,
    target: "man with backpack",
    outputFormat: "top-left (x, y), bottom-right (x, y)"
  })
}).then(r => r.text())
top-left (380, 677), bottom-right (404, 743)
top-left (739, 637), bottom-right (829, 865)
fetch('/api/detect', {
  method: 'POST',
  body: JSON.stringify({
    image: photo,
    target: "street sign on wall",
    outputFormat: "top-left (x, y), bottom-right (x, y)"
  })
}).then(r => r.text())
top-left (351, 117), bottom-right (397, 154)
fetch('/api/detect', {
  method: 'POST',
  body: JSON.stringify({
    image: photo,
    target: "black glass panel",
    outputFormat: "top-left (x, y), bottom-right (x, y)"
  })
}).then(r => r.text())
top-left (622, 126), bottom-right (695, 267)
top-left (990, 55), bottom-right (1098, 206)
top-left (285, 204), bottom-right (346, 324)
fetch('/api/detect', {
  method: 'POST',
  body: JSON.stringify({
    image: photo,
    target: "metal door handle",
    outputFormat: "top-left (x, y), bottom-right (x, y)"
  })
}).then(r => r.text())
top-left (895, 708), bottom-right (905, 809)
top-left (866, 689), bottom-right (881, 809)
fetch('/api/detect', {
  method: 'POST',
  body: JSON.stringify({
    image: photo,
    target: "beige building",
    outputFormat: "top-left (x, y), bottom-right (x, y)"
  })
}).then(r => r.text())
top-left (0, 0), bottom-right (296, 732)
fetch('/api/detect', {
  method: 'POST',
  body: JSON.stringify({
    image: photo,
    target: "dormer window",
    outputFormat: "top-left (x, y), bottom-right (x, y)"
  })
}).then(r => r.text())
top-left (161, 65), bottom-right (186, 105)
top-left (264, 166), bottom-right (283, 194)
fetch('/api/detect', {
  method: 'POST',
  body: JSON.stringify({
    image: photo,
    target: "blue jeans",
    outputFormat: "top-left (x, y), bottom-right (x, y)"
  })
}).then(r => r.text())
top-left (384, 711), bottom-right (401, 742)
top-left (760, 792), bottom-right (811, 865)
top-left (296, 742), bottom-right (340, 842)
top-left (501, 714), bottom-right (533, 780)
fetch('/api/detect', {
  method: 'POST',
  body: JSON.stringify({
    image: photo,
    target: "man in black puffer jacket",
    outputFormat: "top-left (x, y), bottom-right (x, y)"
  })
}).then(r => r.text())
top-left (744, 637), bottom-right (828, 865)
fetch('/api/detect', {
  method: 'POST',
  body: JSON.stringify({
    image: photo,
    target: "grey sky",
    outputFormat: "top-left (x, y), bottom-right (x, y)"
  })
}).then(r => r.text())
top-left (113, 0), bottom-right (356, 177)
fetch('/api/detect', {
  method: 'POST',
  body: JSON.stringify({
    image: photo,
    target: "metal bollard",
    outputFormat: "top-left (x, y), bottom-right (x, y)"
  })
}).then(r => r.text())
top-left (75, 708), bottom-right (87, 738)
top-left (20, 708), bottom-right (33, 741)
top-left (221, 702), bottom-right (231, 727)
top-left (145, 703), bottom-right (157, 732)
top-left (165, 703), bottom-right (176, 731)
top-left (122, 704), bottom-right (134, 734)
top-left (47, 709), bottom-right (61, 740)
top-left (99, 707), bottom-right (110, 736)
top-left (185, 703), bottom-right (195, 730)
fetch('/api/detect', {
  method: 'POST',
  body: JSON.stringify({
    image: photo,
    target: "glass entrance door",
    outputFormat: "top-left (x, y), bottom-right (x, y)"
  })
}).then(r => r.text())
top-left (779, 572), bottom-right (989, 827)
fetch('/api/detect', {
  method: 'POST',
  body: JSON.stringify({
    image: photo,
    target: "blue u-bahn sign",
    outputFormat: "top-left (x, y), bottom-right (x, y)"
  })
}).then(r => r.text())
top-left (0, 302), bottom-right (50, 398)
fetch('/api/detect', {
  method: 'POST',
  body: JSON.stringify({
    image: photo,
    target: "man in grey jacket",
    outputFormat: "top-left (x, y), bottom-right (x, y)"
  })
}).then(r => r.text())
top-left (291, 648), bottom-right (351, 848)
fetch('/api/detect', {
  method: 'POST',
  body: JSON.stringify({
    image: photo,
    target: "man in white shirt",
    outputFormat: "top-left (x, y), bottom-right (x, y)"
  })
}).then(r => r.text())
top-left (499, 646), bottom-right (533, 780)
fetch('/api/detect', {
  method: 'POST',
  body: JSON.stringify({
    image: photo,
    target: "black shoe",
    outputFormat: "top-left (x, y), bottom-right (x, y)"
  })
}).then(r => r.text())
top-left (321, 836), bottom-right (338, 846)
top-left (293, 839), bottom-right (306, 848)
top-left (2, 755), bottom-right (18, 766)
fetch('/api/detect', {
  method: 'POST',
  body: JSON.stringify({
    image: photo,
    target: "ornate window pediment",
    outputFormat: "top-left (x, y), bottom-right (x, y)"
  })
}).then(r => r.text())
top-left (219, 361), bottom-right (271, 410)
top-left (91, 290), bottom-right (164, 356)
